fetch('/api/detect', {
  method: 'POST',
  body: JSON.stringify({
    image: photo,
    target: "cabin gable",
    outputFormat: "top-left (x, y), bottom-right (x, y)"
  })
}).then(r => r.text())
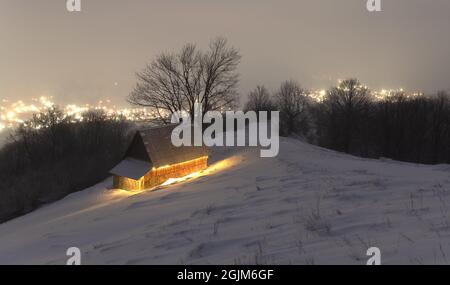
top-left (126, 133), bottom-right (151, 163)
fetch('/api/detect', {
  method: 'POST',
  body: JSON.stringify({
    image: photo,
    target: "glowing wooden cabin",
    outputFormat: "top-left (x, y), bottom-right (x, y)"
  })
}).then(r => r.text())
top-left (110, 125), bottom-right (208, 191)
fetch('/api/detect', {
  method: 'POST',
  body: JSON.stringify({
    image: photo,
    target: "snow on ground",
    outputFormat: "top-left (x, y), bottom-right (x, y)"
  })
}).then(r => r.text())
top-left (1, 137), bottom-right (450, 264)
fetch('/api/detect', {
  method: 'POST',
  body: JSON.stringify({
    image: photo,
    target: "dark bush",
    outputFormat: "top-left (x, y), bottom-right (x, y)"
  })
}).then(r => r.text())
top-left (244, 78), bottom-right (450, 165)
top-left (314, 80), bottom-right (450, 164)
top-left (0, 108), bottom-right (132, 223)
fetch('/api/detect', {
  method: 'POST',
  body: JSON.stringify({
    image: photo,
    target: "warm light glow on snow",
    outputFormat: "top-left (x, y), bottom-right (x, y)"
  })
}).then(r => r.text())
top-left (204, 157), bottom-right (237, 174)
top-left (160, 156), bottom-right (239, 187)
top-left (105, 188), bottom-right (135, 199)
top-left (161, 171), bottom-right (203, 186)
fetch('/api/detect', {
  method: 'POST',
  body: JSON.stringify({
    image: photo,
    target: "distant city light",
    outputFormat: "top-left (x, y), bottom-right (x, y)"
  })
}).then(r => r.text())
top-left (6, 111), bottom-right (15, 120)
top-left (0, 96), bottom-right (158, 133)
top-left (0, 87), bottom-right (425, 133)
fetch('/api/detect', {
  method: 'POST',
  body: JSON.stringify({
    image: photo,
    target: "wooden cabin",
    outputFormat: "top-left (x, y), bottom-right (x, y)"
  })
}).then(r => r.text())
top-left (110, 124), bottom-right (208, 191)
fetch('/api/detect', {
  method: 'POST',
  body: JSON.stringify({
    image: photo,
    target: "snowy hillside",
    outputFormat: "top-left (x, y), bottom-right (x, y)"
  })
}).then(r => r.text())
top-left (1, 137), bottom-right (450, 265)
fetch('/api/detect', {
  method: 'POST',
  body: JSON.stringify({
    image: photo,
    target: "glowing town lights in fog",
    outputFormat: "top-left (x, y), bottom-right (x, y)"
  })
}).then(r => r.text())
top-left (6, 111), bottom-right (15, 120)
top-left (0, 96), bottom-right (157, 133)
top-left (0, 86), bottom-right (423, 133)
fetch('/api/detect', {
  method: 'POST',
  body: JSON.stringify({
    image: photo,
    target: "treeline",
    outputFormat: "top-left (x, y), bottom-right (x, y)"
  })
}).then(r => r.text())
top-left (244, 78), bottom-right (450, 164)
top-left (0, 108), bottom-right (132, 223)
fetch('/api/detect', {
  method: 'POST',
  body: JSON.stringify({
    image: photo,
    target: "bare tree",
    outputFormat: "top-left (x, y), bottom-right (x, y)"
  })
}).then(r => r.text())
top-left (0, 109), bottom-right (131, 223)
top-left (275, 80), bottom-right (310, 136)
top-left (429, 91), bottom-right (450, 163)
top-left (321, 78), bottom-right (372, 153)
top-left (129, 38), bottom-right (241, 122)
top-left (244, 85), bottom-right (275, 116)
top-left (326, 79), bottom-right (372, 114)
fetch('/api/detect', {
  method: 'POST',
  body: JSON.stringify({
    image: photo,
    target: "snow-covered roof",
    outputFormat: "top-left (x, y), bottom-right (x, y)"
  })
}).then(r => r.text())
top-left (139, 124), bottom-right (208, 168)
top-left (110, 124), bottom-right (209, 179)
top-left (110, 158), bottom-right (152, 180)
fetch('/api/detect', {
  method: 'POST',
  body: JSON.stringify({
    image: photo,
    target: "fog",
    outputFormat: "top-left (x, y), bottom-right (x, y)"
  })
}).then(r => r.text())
top-left (1, 0), bottom-right (449, 106)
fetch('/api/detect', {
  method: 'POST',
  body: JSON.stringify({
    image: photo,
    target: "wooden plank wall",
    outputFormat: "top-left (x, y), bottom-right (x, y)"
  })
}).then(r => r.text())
top-left (113, 156), bottom-right (208, 191)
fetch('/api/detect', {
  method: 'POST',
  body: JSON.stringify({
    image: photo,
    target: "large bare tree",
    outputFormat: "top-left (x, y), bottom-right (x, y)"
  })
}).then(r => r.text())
top-left (275, 80), bottom-right (310, 135)
top-left (321, 78), bottom-right (373, 152)
top-left (129, 38), bottom-right (241, 123)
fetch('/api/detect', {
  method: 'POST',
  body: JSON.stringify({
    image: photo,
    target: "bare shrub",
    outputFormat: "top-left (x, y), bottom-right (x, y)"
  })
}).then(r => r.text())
top-left (0, 108), bottom-right (132, 223)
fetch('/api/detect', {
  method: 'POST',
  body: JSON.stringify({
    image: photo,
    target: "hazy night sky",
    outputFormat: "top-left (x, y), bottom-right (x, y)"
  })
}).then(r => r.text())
top-left (1, 0), bottom-right (449, 106)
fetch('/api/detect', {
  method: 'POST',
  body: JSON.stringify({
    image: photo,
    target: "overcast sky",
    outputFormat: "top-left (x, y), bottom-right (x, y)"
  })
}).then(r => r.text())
top-left (1, 0), bottom-right (449, 106)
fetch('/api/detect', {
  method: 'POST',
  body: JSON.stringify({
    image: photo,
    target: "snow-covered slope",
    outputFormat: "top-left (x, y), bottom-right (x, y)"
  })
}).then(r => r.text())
top-left (1, 137), bottom-right (450, 265)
